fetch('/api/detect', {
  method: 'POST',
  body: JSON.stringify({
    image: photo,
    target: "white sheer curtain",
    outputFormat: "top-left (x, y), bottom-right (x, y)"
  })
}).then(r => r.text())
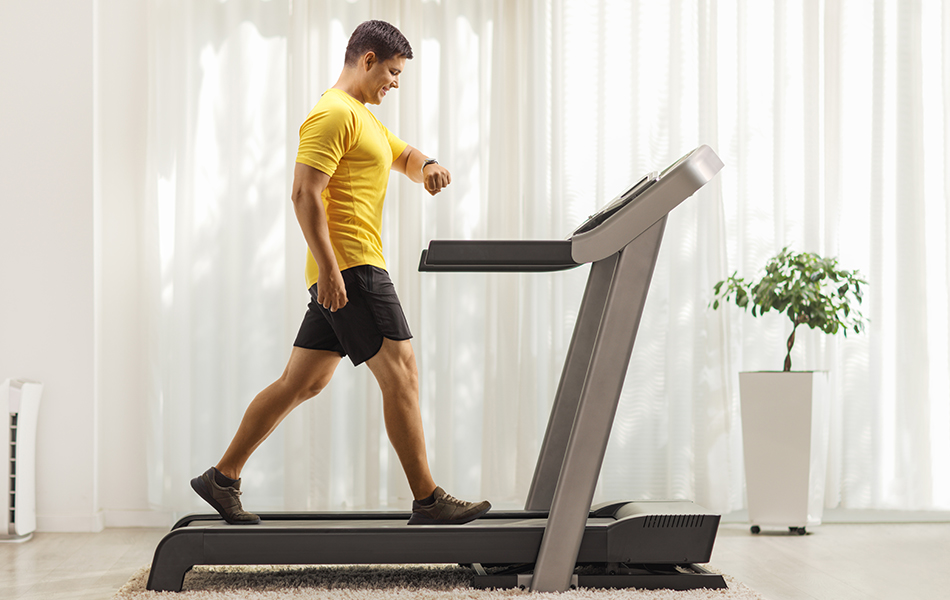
top-left (715, 0), bottom-right (950, 511)
top-left (145, 0), bottom-right (950, 519)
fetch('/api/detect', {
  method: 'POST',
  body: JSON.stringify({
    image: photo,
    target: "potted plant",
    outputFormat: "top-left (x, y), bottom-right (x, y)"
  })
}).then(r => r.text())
top-left (711, 248), bottom-right (867, 534)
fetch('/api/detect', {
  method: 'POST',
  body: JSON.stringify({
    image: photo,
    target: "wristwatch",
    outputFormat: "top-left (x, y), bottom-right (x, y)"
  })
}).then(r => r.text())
top-left (422, 158), bottom-right (438, 172)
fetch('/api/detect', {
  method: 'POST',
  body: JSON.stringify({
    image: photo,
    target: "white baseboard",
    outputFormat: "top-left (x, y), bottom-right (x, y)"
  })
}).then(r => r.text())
top-left (103, 508), bottom-right (174, 529)
top-left (36, 509), bottom-right (174, 531)
top-left (722, 508), bottom-right (950, 524)
top-left (821, 508), bottom-right (950, 523)
top-left (36, 510), bottom-right (105, 533)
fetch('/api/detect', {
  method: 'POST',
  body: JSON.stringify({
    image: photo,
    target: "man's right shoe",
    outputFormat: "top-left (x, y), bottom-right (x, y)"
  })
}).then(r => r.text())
top-left (190, 467), bottom-right (261, 525)
top-left (408, 486), bottom-right (491, 525)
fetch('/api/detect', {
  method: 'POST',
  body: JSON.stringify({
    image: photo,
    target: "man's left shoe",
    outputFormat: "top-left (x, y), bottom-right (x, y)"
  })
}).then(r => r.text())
top-left (190, 467), bottom-right (261, 525)
top-left (408, 486), bottom-right (491, 525)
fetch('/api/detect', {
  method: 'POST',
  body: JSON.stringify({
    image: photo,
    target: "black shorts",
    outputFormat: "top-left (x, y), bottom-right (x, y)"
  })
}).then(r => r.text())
top-left (293, 265), bottom-right (412, 366)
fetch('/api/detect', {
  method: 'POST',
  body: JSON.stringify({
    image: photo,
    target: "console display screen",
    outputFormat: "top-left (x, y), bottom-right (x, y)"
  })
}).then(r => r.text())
top-left (571, 171), bottom-right (659, 236)
top-left (659, 149), bottom-right (694, 179)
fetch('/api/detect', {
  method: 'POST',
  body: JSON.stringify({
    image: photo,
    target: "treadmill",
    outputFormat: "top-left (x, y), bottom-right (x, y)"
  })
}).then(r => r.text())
top-left (146, 145), bottom-right (726, 593)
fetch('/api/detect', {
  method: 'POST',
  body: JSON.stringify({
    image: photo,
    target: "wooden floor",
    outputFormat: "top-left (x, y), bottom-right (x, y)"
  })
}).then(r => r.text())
top-left (0, 528), bottom-right (165, 600)
top-left (712, 522), bottom-right (950, 599)
top-left (1, 522), bottom-right (948, 599)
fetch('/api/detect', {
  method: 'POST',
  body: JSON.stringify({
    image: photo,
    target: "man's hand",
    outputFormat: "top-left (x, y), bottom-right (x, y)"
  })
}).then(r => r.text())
top-left (392, 146), bottom-right (452, 195)
top-left (317, 267), bottom-right (347, 312)
top-left (423, 163), bottom-right (452, 196)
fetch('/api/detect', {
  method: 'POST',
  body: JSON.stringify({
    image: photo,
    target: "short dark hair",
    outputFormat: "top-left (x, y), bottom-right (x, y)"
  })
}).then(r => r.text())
top-left (344, 20), bottom-right (413, 66)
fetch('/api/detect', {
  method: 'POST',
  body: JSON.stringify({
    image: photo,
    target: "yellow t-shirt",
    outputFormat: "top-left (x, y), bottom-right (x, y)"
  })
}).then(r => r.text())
top-left (295, 88), bottom-right (408, 288)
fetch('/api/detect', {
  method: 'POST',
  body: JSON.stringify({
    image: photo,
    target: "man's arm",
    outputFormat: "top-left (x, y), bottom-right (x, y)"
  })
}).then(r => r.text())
top-left (291, 162), bottom-right (347, 312)
top-left (392, 145), bottom-right (451, 196)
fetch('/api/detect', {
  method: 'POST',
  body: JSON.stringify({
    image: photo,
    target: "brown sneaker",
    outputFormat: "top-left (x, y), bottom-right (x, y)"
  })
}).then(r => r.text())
top-left (190, 467), bottom-right (261, 525)
top-left (408, 486), bottom-right (491, 525)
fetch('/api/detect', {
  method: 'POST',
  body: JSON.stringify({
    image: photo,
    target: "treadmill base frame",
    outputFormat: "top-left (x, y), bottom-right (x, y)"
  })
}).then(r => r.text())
top-left (470, 562), bottom-right (727, 591)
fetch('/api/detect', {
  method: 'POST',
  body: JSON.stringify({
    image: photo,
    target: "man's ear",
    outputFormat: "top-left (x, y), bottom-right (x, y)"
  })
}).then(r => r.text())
top-left (361, 51), bottom-right (377, 71)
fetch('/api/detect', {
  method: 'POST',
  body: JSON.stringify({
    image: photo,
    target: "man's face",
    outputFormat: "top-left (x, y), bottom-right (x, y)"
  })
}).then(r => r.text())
top-left (362, 54), bottom-right (406, 105)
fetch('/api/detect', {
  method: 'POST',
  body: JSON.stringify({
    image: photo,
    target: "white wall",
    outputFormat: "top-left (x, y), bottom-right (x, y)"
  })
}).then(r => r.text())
top-left (0, 0), bottom-right (155, 531)
top-left (1, 0), bottom-right (98, 532)
top-left (95, 0), bottom-right (160, 528)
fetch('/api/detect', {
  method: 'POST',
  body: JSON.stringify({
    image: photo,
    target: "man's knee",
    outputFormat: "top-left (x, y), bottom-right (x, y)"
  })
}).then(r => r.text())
top-left (369, 339), bottom-right (418, 391)
top-left (301, 370), bottom-right (334, 401)
top-left (279, 348), bottom-right (340, 403)
top-left (389, 341), bottom-right (417, 377)
top-left (273, 371), bottom-right (329, 405)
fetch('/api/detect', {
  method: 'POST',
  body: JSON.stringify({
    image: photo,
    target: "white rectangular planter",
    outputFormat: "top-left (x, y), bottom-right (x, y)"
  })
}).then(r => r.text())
top-left (739, 371), bottom-right (830, 531)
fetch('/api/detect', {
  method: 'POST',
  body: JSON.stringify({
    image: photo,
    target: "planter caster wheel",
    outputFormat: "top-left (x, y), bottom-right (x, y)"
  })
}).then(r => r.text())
top-left (750, 525), bottom-right (761, 534)
top-left (789, 527), bottom-right (806, 535)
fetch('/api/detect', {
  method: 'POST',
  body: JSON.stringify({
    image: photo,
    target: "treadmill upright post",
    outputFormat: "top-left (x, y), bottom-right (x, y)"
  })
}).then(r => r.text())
top-left (525, 253), bottom-right (617, 511)
top-left (530, 218), bottom-right (667, 593)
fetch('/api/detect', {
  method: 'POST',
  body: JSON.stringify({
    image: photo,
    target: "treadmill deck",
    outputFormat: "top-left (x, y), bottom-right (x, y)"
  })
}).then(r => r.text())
top-left (148, 501), bottom-right (722, 592)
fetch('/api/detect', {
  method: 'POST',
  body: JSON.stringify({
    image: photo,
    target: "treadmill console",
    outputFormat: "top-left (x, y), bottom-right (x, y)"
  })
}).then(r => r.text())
top-left (571, 172), bottom-right (659, 236)
top-left (569, 145), bottom-right (724, 264)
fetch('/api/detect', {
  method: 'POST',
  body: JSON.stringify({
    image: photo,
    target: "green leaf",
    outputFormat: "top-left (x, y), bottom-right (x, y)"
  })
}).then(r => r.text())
top-left (711, 248), bottom-right (868, 355)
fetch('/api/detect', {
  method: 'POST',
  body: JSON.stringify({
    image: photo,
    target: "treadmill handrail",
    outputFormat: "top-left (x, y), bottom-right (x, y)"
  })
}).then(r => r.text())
top-left (419, 240), bottom-right (578, 272)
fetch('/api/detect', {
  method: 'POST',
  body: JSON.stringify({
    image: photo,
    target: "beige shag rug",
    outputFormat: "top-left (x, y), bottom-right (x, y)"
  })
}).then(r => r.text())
top-left (113, 564), bottom-right (765, 599)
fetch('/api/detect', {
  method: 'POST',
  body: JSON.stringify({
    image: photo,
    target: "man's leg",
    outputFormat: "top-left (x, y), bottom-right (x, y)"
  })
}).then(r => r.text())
top-left (366, 337), bottom-right (492, 525)
top-left (216, 346), bottom-right (343, 479)
top-left (192, 346), bottom-right (342, 524)
top-left (365, 337), bottom-right (437, 500)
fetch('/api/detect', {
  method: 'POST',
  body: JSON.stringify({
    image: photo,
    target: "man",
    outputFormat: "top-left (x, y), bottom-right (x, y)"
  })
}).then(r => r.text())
top-left (190, 20), bottom-right (491, 526)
